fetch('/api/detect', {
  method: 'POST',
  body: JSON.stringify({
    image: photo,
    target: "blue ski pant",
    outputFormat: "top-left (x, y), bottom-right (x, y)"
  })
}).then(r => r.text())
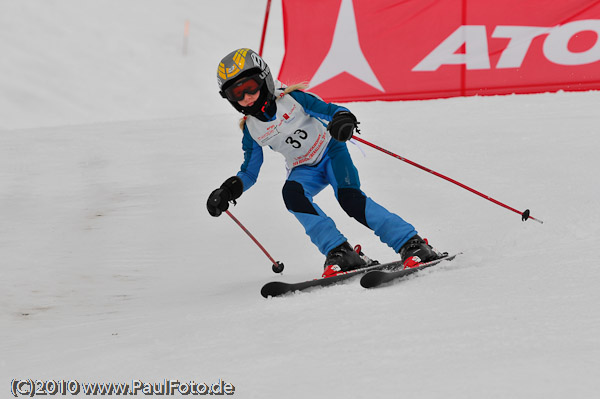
top-left (282, 140), bottom-right (417, 255)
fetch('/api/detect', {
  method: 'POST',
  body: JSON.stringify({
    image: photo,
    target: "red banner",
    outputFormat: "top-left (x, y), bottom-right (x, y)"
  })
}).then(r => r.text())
top-left (278, 0), bottom-right (600, 102)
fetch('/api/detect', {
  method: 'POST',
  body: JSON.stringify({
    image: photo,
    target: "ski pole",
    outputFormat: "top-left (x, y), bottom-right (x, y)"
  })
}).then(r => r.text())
top-left (352, 136), bottom-right (544, 224)
top-left (225, 210), bottom-right (285, 273)
top-left (258, 0), bottom-right (272, 57)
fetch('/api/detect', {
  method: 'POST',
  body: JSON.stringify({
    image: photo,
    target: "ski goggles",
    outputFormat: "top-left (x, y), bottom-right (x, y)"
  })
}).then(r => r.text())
top-left (222, 75), bottom-right (262, 102)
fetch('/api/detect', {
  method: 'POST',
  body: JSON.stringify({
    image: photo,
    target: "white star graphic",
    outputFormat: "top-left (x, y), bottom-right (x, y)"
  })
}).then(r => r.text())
top-left (309, 0), bottom-right (385, 92)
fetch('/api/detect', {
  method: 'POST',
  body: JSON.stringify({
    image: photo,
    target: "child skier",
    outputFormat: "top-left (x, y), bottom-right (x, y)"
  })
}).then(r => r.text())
top-left (207, 48), bottom-right (442, 276)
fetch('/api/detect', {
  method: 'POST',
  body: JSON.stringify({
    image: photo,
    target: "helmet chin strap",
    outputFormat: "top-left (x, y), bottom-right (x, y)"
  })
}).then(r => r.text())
top-left (260, 100), bottom-right (268, 113)
top-left (241, 96), bottom-right (274, 119)
top-left (241, 99), bottom-right (270, 119)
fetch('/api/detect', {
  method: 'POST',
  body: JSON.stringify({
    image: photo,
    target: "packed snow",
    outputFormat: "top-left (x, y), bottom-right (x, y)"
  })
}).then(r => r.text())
top-left (2, 1), bottom-right (599, 398)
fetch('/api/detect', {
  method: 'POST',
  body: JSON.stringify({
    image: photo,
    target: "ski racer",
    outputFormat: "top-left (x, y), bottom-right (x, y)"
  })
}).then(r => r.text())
top-left (207, 48), bottom-right (443, 276)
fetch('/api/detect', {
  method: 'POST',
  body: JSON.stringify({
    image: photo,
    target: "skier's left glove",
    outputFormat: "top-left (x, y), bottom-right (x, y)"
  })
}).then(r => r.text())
top-left (327, 111), bottom-right (360, 142)
top-left (207, 176), bottom-right (244, 217)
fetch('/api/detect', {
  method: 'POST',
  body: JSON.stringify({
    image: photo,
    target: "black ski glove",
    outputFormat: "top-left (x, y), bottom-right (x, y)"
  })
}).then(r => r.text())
top-left (327, 111), bottom-right (360, 142)
top-left (207, 176), bottom-right (244, 217)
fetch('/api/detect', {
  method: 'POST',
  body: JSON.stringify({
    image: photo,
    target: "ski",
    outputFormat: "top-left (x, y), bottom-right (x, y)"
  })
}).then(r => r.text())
top-left (360, 253), bottom-right (460, 289)
top-left (261, 260), bottom-right (403, 298)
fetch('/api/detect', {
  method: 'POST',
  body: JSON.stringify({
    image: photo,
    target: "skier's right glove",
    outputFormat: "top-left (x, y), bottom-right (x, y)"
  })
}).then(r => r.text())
top-left (327, 111), bottom-right (360, 142)
top-left (207, 176), bottom-right (244, 217)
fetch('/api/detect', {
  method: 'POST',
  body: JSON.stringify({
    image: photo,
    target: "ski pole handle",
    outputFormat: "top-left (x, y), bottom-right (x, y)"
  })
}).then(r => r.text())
top-left (225, 210), bottom-right (285, 273)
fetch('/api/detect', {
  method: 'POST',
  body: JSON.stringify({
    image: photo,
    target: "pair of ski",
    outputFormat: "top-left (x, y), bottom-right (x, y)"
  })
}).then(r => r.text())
top-left (261, 253), bottom-right (459, 298)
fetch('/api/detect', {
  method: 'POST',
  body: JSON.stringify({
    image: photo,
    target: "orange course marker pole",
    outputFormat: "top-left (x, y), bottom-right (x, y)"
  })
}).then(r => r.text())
top-left (183, 20), bottom-right (190, 56)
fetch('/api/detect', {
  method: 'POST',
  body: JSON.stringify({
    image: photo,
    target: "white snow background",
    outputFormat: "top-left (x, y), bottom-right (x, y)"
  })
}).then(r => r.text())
top-left (2, 1), bottom-right (600, 398)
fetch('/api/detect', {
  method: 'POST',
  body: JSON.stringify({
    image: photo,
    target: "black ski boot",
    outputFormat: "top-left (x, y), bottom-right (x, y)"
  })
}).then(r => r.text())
top-left (322, 241), bottom-right (372, 278)
top-left (399, 235), bottom-right (443, 269)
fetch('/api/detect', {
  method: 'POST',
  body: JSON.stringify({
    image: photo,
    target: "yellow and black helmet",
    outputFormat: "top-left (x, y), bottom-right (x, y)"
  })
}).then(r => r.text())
top-left (217, 48), bottom-right (276, 115)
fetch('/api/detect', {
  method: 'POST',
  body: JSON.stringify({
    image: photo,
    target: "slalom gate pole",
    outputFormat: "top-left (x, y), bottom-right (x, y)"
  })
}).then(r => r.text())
top-left (258, 0), bottom-right (272, 57)
top-left (352, 136), bottom-right (544, 224)
top-left (225, 210), bottom-right (285, 273)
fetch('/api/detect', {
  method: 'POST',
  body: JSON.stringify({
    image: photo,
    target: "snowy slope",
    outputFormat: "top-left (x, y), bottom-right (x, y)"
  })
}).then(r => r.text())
top-left (2, 1), bottom-right (600, 398)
